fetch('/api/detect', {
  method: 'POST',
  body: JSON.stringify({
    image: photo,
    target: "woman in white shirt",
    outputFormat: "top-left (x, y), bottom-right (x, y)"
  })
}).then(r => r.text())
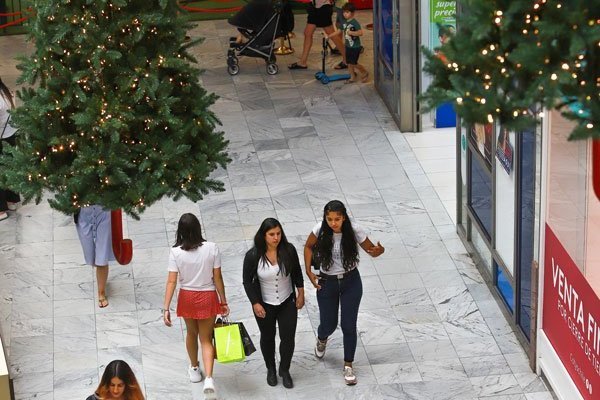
top-left (163, 213), bottom-right (229, 398)
top-left (243, 218), bottom-right (304, 389)
top-left (304, 200), bottom-right (384, 386)
top-left (0, 78), bottom-right (20, 221)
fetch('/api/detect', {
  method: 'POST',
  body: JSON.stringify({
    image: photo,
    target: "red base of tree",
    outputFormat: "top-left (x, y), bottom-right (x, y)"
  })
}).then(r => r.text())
top-left (111, 209), bottom-right (132, 265)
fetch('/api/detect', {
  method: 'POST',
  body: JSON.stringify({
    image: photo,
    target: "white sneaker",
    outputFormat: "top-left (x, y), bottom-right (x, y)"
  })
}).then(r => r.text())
top-left (343, 366), bottom-right (357, 385)
top-left (203, 377), bottom-right (216, 399)
top-left (314, 338), bottom-right (327, 359)
top-left (6, 202), bottom-right (18, 211)
top-left (188, 365), bottom-right (204, 383)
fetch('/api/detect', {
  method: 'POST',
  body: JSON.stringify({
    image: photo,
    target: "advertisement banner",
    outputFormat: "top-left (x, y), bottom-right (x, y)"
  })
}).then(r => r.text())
top-left (543, 225), bottom-right (600, 399)
top-left (429, 1), bottom-right (456, 50)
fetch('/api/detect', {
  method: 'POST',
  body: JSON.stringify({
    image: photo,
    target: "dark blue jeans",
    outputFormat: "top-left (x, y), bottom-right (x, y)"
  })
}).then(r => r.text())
top-left (316, 269), bottom-right (363, 362)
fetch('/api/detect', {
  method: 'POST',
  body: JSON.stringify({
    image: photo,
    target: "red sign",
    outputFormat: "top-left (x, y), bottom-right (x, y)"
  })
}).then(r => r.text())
top-left (543, 225), bottom-right (600, 399)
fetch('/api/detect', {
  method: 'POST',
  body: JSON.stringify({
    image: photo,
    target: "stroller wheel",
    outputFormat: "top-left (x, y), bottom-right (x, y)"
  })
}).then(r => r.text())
top-left (266, 63), bottom-right (278, 75)
top-left (227, 64), bottom-right (240, 75)
top-left (321, 76), bottom-right (330, 84)
top-left (227, 56), bottom-right (239, 66)
top-left (315, 72), bottom-right (324, 80)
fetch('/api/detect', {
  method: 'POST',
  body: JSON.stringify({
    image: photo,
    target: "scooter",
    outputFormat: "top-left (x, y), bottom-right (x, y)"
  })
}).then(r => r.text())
top-left (314, 36), bottom-right (350, 84)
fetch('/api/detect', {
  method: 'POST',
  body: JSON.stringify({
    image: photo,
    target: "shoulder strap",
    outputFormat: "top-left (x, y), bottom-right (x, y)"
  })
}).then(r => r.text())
top-left (1, 115), bottom-right (9, 140)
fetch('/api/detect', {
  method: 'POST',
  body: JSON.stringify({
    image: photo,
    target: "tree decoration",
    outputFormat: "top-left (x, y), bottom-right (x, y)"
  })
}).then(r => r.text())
top-left (421, 0), bottom-right (600, 140)
top-left (0, 0), bottom-right (230, 217)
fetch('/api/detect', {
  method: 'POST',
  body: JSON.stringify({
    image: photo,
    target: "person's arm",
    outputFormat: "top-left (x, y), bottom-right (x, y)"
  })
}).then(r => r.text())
top-left (289, 244), bottom-right (305, 309)
top-left (304, 232), bottom-right (321, 289)
top-left (163, 271), bottom-right (178, 327)
top-left (359, 237), bottom-right (385, 257)
top-left (213, 267), bottom-right (229, 316)
top-left (242, 250), bottom-right (266, 318)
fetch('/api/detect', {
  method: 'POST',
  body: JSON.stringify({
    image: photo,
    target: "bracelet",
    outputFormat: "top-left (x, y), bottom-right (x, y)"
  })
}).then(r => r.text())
top-left (161, 308), bottom-right (170, 313)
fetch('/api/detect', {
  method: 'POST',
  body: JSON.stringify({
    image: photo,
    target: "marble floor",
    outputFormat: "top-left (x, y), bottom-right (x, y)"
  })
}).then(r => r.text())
top-left (0, 11), bottom-right (555, 400)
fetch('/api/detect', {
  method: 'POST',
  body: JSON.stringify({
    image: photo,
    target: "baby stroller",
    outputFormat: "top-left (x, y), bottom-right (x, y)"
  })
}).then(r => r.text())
top-left (227, 0), bottom-right (293, 75)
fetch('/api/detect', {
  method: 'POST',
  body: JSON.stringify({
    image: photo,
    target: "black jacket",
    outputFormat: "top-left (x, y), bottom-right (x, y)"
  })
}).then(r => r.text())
top-left (242, 244), bottom-right (304, 305)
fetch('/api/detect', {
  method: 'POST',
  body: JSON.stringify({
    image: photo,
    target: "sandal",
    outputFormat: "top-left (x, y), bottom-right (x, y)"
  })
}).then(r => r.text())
top-left (98, 297), bottom-right (109, 308)
top-left (288, 62), bottom-right (307, 70)
top-left (334, 62), bottom-right (348, 70)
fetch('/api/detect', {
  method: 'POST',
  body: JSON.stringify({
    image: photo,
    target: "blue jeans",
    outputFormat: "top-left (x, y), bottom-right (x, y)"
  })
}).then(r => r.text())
top-left (316, 268), bottom-right (363, 362)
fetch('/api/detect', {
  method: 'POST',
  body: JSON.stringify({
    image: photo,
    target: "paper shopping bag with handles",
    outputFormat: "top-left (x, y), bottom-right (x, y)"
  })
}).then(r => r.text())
top-left (214, 322), bottom-right (245, 363)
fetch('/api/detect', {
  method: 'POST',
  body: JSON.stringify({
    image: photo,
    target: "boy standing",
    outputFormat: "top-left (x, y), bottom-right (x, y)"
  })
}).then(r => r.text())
top-left (328, 3), bottom-right (368, 83)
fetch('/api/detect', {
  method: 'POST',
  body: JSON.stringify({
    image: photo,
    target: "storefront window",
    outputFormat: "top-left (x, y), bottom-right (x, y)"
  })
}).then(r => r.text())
top-left (472, 225), bottom-right (492, 275)
top-left (518, 129), bottom-right (536, 339)
top-left (496, 262), bottom-right (514, 312)
top-left (470, 123), bottom-right (493, 166)
top-left (494, 126), bottom-right (516, 275)
top-left (469, 152), bottom-right (492, 238)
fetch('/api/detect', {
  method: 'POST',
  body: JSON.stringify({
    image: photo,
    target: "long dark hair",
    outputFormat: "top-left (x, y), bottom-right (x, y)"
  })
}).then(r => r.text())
top-left (313, 200), bottom-right (358, 271)
top-left (173, 213), bottom-right (205, 250)
top-left (0, 78), bottom-right (14, 109)
top-left (253, 217), bottom-right (292, 276)
top-left (96, 360), bottom-right (144, 400)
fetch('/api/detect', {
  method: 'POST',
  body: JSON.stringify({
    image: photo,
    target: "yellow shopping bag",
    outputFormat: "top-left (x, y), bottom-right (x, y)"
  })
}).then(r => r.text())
top-left (214, 322), bottom-right (245, 364)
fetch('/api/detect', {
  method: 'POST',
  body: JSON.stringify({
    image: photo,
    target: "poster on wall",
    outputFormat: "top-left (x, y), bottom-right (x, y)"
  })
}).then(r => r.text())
top-left (470, 123), bottom-right (493, 165)
top-left (543, 225), bottom-right (600, 399)
top-left (496, 127), bottom-right (514, 174)
top-left (430, 0), bottom-right (456, 56)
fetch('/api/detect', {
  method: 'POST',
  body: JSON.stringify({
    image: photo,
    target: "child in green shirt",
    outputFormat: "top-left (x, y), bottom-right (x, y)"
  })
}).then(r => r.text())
top-left (328, 3), bottom-right (368, 83)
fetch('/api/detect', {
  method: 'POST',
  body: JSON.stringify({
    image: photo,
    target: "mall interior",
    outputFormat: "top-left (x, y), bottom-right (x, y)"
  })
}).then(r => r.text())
top-left (0, 0), bottom-right (597, 399)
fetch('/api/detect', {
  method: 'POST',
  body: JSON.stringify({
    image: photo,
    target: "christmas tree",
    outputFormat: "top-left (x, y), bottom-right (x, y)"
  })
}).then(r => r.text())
top-left (421, 0), bottom-right (599, 140)
top-left (0, 0), bottom-right (230, 217)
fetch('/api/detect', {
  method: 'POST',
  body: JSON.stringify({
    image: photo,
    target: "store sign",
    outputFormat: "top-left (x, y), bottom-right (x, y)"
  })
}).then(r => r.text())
top-left (543, 225), bottom-right (600, 399)
top-left (430, 1), bottom-right (456, 51)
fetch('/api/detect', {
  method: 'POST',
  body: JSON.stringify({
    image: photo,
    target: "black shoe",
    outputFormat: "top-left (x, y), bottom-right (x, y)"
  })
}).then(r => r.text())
top-left (330, 47), bottom-right (341, 56)
top-left (267, 368), bottom-right (278, 386)
top-left (279, 370), bottom-right (293, 389)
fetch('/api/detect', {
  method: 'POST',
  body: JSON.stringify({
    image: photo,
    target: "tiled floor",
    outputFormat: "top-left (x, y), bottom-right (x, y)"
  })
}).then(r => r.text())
top-left (0, 11), bottom-right (554, 400)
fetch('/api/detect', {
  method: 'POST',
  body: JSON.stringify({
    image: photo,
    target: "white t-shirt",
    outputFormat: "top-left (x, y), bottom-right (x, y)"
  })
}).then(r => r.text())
top-left (312, 221), bottom-right (368, 275)
top-left (257, 258), bottom-right (293, 306)
top-left (168, 242), bottom-right (221, 291)
top-left (314, 0), bottom-right (331, 8)
top-left (0, 95), bottom-right (16, 139)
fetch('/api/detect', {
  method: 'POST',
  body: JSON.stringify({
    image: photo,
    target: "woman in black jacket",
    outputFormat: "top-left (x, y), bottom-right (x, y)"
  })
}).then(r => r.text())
top-left (243, 218), bottom-right (304, 389)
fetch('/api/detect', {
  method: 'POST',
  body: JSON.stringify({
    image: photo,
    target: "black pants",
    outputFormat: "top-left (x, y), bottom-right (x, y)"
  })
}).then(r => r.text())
top-left (254, 294), bottom-right (297, 372)
top-left (0, 135), bottom-right (20, 212)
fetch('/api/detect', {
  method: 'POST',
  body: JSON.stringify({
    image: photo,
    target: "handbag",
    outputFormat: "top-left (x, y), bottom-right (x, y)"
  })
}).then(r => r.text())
top-left (238, 321), bottom-right (256, 356)
top-left (213, 319), bottom-right (245, 363)
top-left (214, 318), bottom-right (256, 357)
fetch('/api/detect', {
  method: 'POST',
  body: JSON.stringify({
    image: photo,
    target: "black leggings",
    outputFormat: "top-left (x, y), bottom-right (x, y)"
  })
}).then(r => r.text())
top-left (254, 294), bottom-right (297, 372)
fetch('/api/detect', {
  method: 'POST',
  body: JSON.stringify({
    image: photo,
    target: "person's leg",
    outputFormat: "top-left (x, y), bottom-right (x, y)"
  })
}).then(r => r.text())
top-left (323, 25), bottom-right (346, 66)
top-left (197, 317), bottom-right (216, 377)
top-left (316, 278), bottom-right (340, 341)
top-left (255, 303), bottom-right (277, 371)
top-left (356, 63), bottom-right (368, 82)
top-left (347, 64), bottom-right (356, 82)
top-left (299, 23), bottom-right (317, 66)
top-left (96, 265), bottom-right (109, 307)
top-left (183, 317), bottom-right (201, 368)
top-left (339, 273), bottom-right (363, 365)
top-left (277, 296), bottom-right (298, 373)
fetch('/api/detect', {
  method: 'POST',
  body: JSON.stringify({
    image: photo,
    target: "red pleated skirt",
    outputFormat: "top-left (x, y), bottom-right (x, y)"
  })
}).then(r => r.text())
top-left (176, 289), bottom-right (221, 320)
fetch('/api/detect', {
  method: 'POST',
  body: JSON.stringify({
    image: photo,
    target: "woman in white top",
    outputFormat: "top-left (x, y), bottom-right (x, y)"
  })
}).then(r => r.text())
top-left (163, 213), bottom-right (229, 398)
top-left (304, 200), bottom-right (384, 385)
top-left (243, 218), bottom-right (304, 389)
top-left (0, 78), bottom-right (20, 221)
